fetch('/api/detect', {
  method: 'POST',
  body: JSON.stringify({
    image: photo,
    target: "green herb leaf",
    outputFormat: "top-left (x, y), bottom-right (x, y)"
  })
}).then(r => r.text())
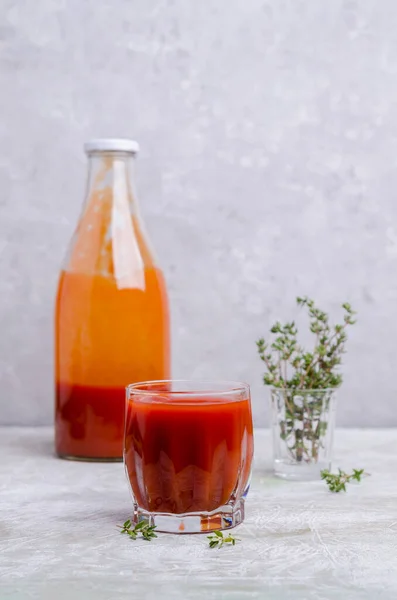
top-left (352, 468), bottom-right (364, 481)
top-left (118, 520), bottom-right (158, 541)
top-left (207, 531), bottom-right (239, 549)
top-left (321, 468), bottom-right (368, 492)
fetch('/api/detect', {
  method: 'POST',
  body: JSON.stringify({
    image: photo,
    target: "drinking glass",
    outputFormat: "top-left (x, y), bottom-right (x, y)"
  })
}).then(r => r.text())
top-left (124, 380), bottom-right (254, 533)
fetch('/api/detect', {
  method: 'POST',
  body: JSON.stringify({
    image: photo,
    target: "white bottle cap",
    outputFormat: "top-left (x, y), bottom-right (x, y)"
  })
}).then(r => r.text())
top-left (84, 138), bottom-right (139, 155)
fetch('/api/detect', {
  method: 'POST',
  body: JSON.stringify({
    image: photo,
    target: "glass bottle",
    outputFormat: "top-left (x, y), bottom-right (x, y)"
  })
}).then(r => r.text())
top-left (55, 139), bottom-right (170, 461)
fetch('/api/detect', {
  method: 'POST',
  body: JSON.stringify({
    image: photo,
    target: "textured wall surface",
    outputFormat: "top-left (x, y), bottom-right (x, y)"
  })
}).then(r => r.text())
top-left (1, 0), bottom-right (397, 426)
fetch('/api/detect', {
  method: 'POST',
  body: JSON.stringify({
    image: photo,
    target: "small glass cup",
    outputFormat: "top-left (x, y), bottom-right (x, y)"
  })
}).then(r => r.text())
top-left (124, 380), bottom-right (254, 534)
top-left (270, 388), bottom-right (337, 480)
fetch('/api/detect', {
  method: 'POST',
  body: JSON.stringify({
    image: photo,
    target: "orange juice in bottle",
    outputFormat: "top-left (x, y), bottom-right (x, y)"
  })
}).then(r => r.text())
top-left (55, 139), bottom-right (170, 460)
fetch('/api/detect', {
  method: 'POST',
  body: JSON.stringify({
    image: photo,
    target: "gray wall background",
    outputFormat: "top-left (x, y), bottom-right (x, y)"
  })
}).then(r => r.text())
top-left (1, 0), bottom-right (397, 427)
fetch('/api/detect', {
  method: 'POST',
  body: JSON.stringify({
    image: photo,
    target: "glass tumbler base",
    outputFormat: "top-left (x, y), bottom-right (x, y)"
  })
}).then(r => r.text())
top-left (131, 499), bottom-right (245, 534)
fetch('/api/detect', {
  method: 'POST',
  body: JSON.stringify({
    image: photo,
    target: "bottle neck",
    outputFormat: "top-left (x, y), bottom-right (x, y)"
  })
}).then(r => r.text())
top-left (85, 152), bottom-right (139, 213)
top-left (70, 149), bottom-right (155, 286)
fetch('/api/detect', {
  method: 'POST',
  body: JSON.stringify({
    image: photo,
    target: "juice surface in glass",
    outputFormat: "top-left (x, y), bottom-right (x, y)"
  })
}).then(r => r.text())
top-left (124, 381), bottom-right (253, 530)
top-left (55, 140), bottom-right (170, 460)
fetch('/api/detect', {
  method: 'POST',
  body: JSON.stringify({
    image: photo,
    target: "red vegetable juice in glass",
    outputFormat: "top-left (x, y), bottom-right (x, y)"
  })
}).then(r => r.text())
top-left (124, 381), bottom-right (254, 533)
top-left (55, 139), bottom-right (170, 461)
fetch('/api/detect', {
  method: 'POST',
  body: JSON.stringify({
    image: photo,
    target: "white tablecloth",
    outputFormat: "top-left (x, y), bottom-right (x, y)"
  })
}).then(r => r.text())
top-left (1, 428), bottom-right (397, 599)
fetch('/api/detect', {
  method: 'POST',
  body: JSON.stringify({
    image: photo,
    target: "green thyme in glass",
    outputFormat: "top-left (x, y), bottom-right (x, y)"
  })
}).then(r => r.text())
top-left (207, 530), bottom-right (239, 549)
top-left (118, 519), bottom-right (157, 541)
top-left (256, 297), bottom-right (356, 462)
top-left (321, 468), bottom-right (367, 492)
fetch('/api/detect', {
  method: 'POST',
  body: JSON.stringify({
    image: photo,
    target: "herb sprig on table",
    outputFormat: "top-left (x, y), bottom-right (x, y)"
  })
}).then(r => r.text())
top-left (118, 520), bottom-right (157, 541)
top-left (321, 468), bottom-right (368, 492)
top-left (207, 531), bottom-right (240, 549)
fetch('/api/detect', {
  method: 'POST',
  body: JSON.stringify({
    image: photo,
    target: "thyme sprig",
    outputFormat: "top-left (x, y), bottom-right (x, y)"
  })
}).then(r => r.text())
top-left (207, 530), bottom-right (240, 548)
top-left (118, 519), bottom-right (157, 541)
top-left (321, 468), bottom-right (368, 492)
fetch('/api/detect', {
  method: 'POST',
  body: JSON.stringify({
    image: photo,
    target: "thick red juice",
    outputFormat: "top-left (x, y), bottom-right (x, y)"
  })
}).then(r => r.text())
top-left (56, 383), bottom-right (125, 459)
top-left (124, 395), bottom-right (254, 514)
top-left (55, 268), bottom-right (170, 460)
